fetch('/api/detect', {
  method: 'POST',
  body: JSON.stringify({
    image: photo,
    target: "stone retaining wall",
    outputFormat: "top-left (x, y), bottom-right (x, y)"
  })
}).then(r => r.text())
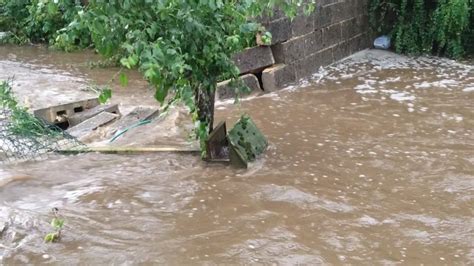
top-left (217, 0), bottom-right (371, 100)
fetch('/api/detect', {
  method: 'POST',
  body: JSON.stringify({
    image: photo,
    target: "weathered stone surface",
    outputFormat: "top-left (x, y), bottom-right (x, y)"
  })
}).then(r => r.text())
top-left (341, 0), bottom-right (358, 22)
top-left (330, 2), bottom-right (353, 25)
top-left (332, 40), bottom-right (352, 61)
top-left (216, 74), bottom-right (262, 101)
top-left (291, 13), bottom-right (315, 37)
top-left (263, 18), bottom-right (291, 45)
top-left (319, 0), bottom-right (339, 6)
top-left (322, 23), bottom-right (342, 47)
top-left (355, 15), bottom-right (370, 34)
top-left (304, 30), bottom-right (324, 56)
top-left (108, 106), bottom-right (159, 135)
top-left (68, 103), bottom-right (120, 127)
top-left (258, 8), bottom-right (286, 23)
top-left (33, 98), bottom-right (99, 124)
top-left (293, 47), bottom-right (334, 80)
top-left (67, 112), bottom-right (119, 138)
top-left (341, 18), bottom-right (357, 40)
top-left (347, 33), bottom-right (371, 53)
top-left (272, 35), bottom-right (306, 64)
top-left (314, 4), bottom-right (333, 29)
top-left (356, 0), bottom-right (369, 14)
top-left (262, 64), bottom-right (296, 92)
top-left (232, 46), bottom-right (275, 74)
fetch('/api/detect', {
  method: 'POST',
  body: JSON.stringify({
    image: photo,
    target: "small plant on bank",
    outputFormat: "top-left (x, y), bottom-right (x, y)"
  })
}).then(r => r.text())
top-left (0, 79), bottom-right (54, 137)
top-left (44, 208), bottom-right (64, 243)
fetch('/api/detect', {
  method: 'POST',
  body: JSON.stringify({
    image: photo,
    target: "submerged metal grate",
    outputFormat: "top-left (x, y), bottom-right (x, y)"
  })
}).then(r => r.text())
top-left (0, 108), bottom-right (87, 163)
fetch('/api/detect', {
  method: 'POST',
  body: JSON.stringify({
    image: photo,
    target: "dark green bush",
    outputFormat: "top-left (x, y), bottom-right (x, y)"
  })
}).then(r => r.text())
top-left (369, 0), bottom-right (473, 58)
top-left (0, 0), bottom-right (83, 44)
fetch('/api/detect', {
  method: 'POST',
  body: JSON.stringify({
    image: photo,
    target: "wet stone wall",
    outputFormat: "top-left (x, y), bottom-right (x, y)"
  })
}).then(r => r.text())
top-left (217, 0), bottom-right (371, 100)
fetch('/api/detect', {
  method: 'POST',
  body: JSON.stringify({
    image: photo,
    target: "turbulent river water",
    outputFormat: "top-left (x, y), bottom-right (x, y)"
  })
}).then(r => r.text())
top-left (0, 46), bottom-right (473, 264)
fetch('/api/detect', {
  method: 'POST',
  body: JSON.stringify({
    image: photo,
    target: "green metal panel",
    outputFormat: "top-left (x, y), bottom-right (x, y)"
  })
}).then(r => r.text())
top-left (227, 114), bottom-right (268, 168)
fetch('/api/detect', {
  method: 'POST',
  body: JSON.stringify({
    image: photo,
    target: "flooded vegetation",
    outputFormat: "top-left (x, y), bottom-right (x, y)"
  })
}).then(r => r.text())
top-left (1, 47), bottom-right (473, 264)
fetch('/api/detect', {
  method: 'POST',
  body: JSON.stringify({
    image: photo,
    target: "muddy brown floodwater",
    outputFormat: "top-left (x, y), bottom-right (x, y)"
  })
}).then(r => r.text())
top-left (1, 47), bottom-right (473, 264)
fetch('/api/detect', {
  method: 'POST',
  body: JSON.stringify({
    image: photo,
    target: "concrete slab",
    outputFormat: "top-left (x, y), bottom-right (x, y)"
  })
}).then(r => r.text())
top-left (262, 64), bottom-right (297, 91)
top-left (67, 112), bottom-right (119, 138)
top-left (67, 103), bottom-right (120, 127)
top-left (107, 106), bottom-right (159, 136)
top-left (232, 46), bottom-right (275, 74)
top-left (33, 98), bottom-right (99, 124)
top-left (216, 74), bottom-right (262, 101)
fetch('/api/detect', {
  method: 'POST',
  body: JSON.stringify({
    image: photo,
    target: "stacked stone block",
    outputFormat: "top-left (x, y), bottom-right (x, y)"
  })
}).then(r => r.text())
top-left (269, 0), bottom-right (371, 85)
top-left (217, 0), bottom-right (371, 99)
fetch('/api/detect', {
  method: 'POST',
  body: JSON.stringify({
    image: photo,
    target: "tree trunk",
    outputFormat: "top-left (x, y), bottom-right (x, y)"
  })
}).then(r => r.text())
top-left (195, 84), bottom-right (216, 133)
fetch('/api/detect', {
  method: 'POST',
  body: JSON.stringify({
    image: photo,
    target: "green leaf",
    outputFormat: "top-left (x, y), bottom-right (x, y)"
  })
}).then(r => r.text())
top-left (51, 218), bottom-right (64, 229)
top-left (98, 88), bottom-right (112, 104)
top-left (44, 232), bottom-right (59, 243)
top-left (119, 73), bottom-right (129, 87)
top-left (120, 55), bottom-right (139, 69)
top-left (46, 3), bottom-right (58, 15)
top-left (154, 85), bottom-right (169, 104)
top-left (120, 58), bottom-right (131, 69)
top-left (261, 31), bottom-right (272, 45)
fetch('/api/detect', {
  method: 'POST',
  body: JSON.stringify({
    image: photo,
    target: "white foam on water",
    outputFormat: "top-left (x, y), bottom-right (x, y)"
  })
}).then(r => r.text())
top-left (463, 87), bottom-right (474, 92)
top-left (414, 81), bottom-right (431, 89)
top-left (358, 215), bottom-right (380, 226)
top-left (389, 92), bottom-right (416, 102)
top-left (414, 79), bottom-right (463, 89)
top-left (354, 84), bottom-right (377, 94)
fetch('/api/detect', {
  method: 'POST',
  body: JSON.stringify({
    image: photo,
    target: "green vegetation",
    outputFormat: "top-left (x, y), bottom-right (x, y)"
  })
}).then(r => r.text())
top-left (369, 0), bottom-right (473, 58)
top-left (44, 208), bottom-right (64, 243)
top-left (0, 0), bottom-right (314, 157)
top-left (0, 80), bottom-right (56, 137)
top-left (0, 0), bottom-right (84, 44)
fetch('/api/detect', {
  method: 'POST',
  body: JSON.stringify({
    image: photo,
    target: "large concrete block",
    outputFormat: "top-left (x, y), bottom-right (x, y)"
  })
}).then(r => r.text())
top-left (304, 29), bottom-right (324, 56)
top-left (233, 46), bottom-right (275, 74)
top-left (343, 0), bottom-right (358, 21)
top-left (33, 97), bottom-right (99, 124)
top-left (263, 17), bottom-right (291, 45)
top-left (331, 1), bottom-right (355, 24)
top-left (271, 35), bottom-right (306, 64)
top-left (315, 1), bottom-right (356, 29)
top-left (291, 13), bottom-right (315, 37)
top-left (356, 0), bottom-right (369, 14)
top-left (293, 47), bottom-right (333, 80)
top-left (349, 33), bottom-right (371, 53)
top-left (341, 18), bottom-right (358, 40)
top-left (332, 40), bottom-right (352, 62)
top-left (216, 74), bottom-right (262, 101)
top-left (262, 64), bottom-right (297, 92)
top-left (314, 5), bottom-right (332, 29)
top-left (355, 14), bottom-right (370, 33)
top-left (322, 23), bottom-right (342, 47)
